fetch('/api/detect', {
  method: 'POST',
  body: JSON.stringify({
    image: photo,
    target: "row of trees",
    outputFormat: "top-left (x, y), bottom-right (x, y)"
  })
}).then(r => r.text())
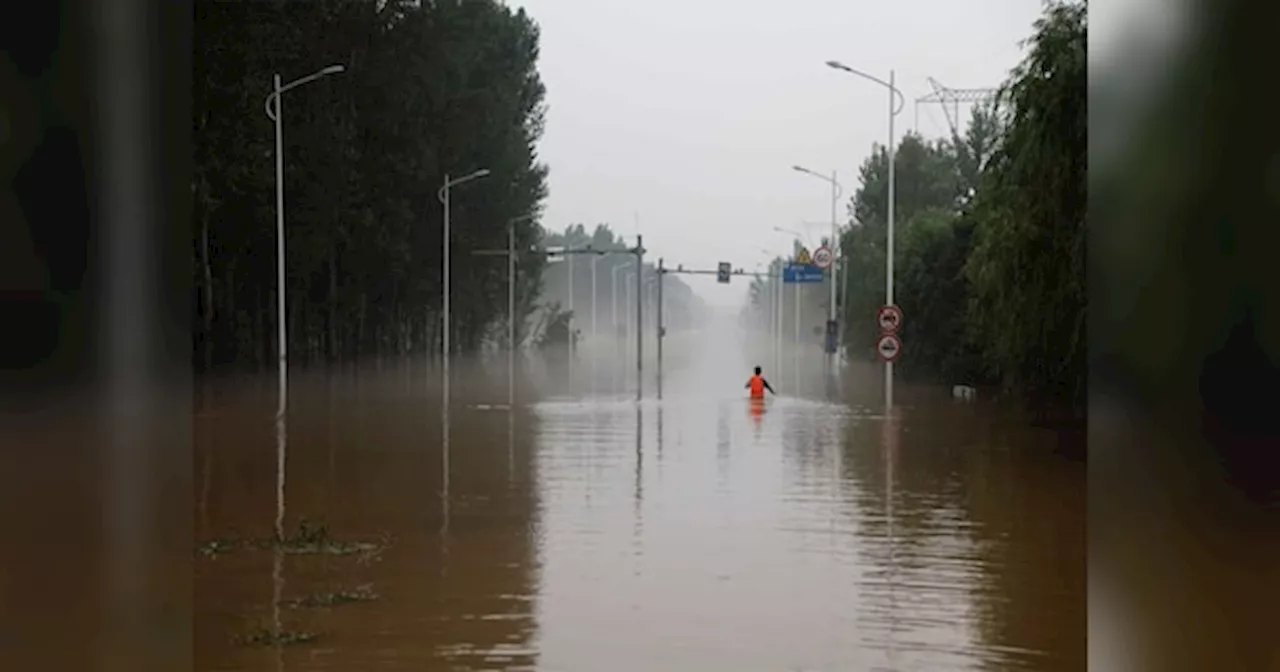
top-left (751, 1), bottom-right (1085, 417)
top-left (194, 0), bottom-right (551, 371)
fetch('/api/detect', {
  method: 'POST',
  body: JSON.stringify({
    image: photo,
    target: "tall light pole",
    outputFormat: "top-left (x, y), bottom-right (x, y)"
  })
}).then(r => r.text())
top-left (264, 63), bottom-right (345, 418)
top-left (774, 226), bottom-right (806, 348)
top-left (826, 59), bottom-right (905, 408)
top-left (793, 165), bottom-right (843, 365)
top-left (611, 262), bottom-right (625, 344)
top-left (624, 271), bottom-right (635, 360)
top-left (567, 251), bottom-right (575, 383)
top-left (470, 212), bottom-right (534, 409)
top-left (437, 168), bottom-right (490, 448)
top-left (591, 255), bottom-right (599, 352)
top-left (507, 213), bottom-right (534, 408)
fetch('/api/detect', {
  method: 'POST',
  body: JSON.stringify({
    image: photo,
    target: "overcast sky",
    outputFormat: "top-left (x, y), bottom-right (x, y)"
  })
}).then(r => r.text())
top-left (514, 0), bottom-right (1045, 306)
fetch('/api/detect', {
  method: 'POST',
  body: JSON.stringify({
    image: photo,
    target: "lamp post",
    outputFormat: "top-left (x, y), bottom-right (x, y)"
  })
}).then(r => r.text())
top-left (774, 226), bottom-right (806, 347)
top-left (469, 212), bottom-right (534, 409)
top-left (612, 262), bottom-right (626, 343)
top-left (507, 214), bottom-right (534, 408)
top-left (792, 165), bottom-right (843, 366)
top-left (437, 168), bottom-right (490, 461)
top-left (826, 59), bottom-right (905, 408)
top-left (264, 63), bottom-right (345, 418)
top-left (591, 254), bottom-right (598, 350)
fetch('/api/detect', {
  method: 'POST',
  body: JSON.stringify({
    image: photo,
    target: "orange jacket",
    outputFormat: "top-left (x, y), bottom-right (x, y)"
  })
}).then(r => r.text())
top-left (746, 375), bottom-right (774, 399)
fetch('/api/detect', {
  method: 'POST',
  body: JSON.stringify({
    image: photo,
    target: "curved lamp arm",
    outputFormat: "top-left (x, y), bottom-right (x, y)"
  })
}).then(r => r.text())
top-left (264, 64), bottom-right (345, 120)
top-left (825, 60), bottom-right (906, 116)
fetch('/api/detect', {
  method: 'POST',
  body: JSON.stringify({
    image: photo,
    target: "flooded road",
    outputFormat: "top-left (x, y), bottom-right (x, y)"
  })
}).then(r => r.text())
top-left (195, 327), bottom-right (1085, 671)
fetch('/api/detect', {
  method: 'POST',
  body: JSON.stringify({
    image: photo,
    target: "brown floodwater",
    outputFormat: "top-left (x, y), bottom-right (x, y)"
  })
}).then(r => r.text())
top-left (194, 329), bottom-right (1085, 671)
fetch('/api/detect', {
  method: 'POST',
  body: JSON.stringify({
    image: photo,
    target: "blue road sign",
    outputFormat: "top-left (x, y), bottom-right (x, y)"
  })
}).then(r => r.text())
top-left (783, 264), bottom-right (824, 283)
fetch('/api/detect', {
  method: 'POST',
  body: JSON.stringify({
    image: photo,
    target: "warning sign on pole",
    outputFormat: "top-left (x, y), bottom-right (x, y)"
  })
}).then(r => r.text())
top-left (877, 305), bottom-right (903, 334)
top-left (876, 334), bottom-right (902, 362)
top-left (795, 247), bottom-right (812, 266)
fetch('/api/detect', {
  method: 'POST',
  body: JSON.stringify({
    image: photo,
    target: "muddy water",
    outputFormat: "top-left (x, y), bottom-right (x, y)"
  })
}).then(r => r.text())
top-left (195, 332), bottom-right (1084, 671)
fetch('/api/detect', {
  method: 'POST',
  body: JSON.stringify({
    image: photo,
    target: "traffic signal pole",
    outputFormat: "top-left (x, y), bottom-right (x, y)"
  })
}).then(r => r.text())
top-left (658, 264), bottom-right (779, 389)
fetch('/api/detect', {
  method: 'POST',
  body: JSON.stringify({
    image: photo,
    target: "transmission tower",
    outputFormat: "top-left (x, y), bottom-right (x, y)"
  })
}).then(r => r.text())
top-left (914, 77), bottom-right (997, 140)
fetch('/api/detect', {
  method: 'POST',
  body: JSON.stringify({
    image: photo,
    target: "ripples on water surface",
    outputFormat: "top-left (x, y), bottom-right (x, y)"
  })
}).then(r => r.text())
top-left (195, 337), bottom-right (1084, 671)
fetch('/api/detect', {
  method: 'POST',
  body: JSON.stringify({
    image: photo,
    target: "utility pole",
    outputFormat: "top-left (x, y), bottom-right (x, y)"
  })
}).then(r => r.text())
top-left (567, 252), bottom-right (574, 383)
top-left (469, 212), bottom-right (532, 409)
top-left (591, 255), bottom-right (599, 353)
top-left (508, 222), bottom-right (515, 407)
top-left (541, 240), bottom-right (643, 400)
top-left (635, 236), bottom-right (644, 401)
top-left (656, 258), bottom-right (664, 398)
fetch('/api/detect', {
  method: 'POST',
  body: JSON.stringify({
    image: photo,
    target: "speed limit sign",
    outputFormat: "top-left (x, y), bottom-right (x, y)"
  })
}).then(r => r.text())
top-left (812, 245), bottom-right (833, 269)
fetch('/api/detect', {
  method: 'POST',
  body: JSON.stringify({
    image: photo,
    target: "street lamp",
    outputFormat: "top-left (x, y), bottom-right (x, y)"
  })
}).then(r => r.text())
top-left (263, 63), bottom-right (345, 418)
top-left (792, 165), bottom-right (844, 361)
top-left (507, 213), bottom-right (535, 408)
top-left (611, 262), bottom-right (626, 345)
top-left (438, 168), bottom-right (490, 429)
top-left (773, 229), bottom-right (803, 347)
top-left (826, 59), bottom-right (906, 407)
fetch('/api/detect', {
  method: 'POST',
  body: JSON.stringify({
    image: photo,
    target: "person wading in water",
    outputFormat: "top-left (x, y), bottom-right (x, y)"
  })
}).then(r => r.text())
top-left (745, 366), bottom-right (776, 399)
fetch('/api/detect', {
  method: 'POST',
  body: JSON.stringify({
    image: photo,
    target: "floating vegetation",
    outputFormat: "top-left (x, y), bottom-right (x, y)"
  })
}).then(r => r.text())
top-left (198, 519), bottom-right (388, 559)
top-left (198, 539), bottom-right (240, 557)
top-left (285, 584), bottom-right (379, 609)
top-left (278, 520), bottom-right (385, 557)
top-left (237, 627), bottom-right (320, 647)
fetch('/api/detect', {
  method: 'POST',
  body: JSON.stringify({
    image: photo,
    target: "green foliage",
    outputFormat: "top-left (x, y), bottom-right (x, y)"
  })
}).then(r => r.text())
top-left (772, 0), bottom-right (1086, 418)
top-left (194, 0), bottom-right (548, 369)
top-left (965, 0), bottom-right (1087, 412)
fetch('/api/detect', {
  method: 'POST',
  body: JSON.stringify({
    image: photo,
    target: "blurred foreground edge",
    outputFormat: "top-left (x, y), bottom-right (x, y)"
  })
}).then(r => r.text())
top-left (0, 1), bottom-right (192, 671)
top-left (1089, 0), bottom-right (1280, 669)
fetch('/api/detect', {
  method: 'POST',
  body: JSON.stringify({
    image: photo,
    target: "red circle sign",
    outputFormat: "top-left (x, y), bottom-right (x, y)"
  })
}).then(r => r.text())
top-left (877, 305), bottom-right (903, 333)
top-left (812, 246), bottom-right (833, 269)
top-left (876, 334), bottom-right (902, 362)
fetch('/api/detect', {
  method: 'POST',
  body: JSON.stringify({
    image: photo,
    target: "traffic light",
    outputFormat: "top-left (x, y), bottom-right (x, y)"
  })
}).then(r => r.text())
top-left (716, 261), bottom-right (731, 284)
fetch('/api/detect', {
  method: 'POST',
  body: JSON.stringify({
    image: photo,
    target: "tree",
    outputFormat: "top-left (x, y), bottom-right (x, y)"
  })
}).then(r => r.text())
top-left (807, 1), bottom-right (1084, 421)
top-left (193, 0), bottom-right (549, 370)
top-left (837, 133), bottom-right (969, 361)
top-left (964, 0), bottom-right (1087, 416)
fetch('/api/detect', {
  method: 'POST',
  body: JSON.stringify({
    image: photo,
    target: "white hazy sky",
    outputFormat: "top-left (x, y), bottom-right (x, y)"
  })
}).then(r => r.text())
top-left (513, 0), bottom-right (1045, 306)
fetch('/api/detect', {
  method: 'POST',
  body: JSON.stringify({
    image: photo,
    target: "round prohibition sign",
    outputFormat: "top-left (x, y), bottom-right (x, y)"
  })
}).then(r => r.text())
top-left (877, 305), bottom-right (903, 333)
top-left (877, 333), bottom-right (902, 362)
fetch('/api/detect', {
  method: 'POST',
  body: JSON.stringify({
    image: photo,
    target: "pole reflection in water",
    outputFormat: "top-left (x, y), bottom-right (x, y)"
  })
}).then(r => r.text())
top-left (272, 412), bottom-right (287, 672)
top-left (656, 402), bottom-right (664, 467)
top-left (199, 386), bottom-right (213, 533)
top-left (441, 404), bottom-right (451, 541)
top-left (274, 413), bottom-right (286, 544)
top-left (716, 403), bottom-right (731, 484)
top-left (508, 406), bottom-right (516, 485)
top-left (633, 404), bottom-right (643, 557)
top-left (884, 406), bottom-right (898, 667)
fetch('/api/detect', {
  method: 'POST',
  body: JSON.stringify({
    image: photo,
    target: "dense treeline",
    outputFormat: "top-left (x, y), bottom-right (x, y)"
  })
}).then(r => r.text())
top-left (751, 1), bottom-right (1085, 418)
top-left (194, 0), bottom-right (549, 372)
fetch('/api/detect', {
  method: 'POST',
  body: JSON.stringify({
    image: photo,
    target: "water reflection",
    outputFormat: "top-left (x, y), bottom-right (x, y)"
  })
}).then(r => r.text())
top-left (195, 343), bottom-right (1082, 670)
top-left (195, 371), bottom-right (543, 671)
top-left (634, 404), bottom-right (643, 559)
top-left (272, 413), bottom-right (287, 672)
